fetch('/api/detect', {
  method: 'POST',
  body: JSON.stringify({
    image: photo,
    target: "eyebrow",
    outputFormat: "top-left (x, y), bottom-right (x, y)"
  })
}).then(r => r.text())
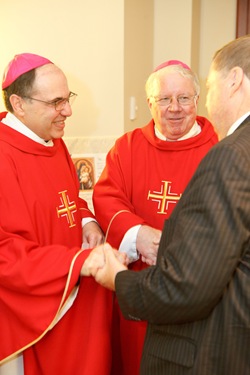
top-left (47, 94), bottom-right (71, 103)
top-left (49, 97), bottom-right (64, 102)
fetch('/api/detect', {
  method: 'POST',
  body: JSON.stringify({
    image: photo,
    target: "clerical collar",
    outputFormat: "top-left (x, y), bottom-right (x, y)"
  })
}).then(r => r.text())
top-left (227, 111), bottom-right (250, 136)
top-left (1, 112), bottom-right (54, 147)
top-left (155, 120), bottom-right (201, 141)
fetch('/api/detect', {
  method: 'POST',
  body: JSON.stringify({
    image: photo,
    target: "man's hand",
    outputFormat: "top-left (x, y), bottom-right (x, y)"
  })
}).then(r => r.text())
top-left (82, 221), bottom-right (104, 249)
top-left (81, 243), bottom-right (129, 286)
top-left (94, 244), bottom-right (128, 290)
top-left (80, 244), bottom-right (105, 277)
top-left (136, 225), bottom-right (161, 265)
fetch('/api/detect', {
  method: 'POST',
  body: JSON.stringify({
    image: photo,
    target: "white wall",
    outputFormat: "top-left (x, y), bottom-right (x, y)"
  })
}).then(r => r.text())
top-left (0, 0), bottom-right (237, 141)
top-left (124, 0), bottom-right (154, 132)
top-left (153, 0), bottom-right (194, 67)
top-left (0, 0), bottom-right (124, 138)
top-left (198, 0), bottom-right (237, 116)
top-left (153, 0), bottom-right (237, 117)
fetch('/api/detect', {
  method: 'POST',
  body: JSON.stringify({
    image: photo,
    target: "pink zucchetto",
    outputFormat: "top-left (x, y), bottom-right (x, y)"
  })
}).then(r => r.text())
top-left (153, 59), bottom-right (191, 72)
top-left (2, 53), bottom-right (53, 89)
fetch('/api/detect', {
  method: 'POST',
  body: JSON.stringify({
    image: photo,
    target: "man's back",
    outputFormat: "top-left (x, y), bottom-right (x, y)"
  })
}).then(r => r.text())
top-left (138, 119), bottom-right (250, 374)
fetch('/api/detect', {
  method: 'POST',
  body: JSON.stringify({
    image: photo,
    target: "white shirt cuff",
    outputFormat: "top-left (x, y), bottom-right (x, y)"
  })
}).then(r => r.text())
top-left (119, 225), bottom-right (141, 263)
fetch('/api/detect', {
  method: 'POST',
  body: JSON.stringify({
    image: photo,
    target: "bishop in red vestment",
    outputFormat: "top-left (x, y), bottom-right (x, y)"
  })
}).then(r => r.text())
top-left (0, 53), bottom-right (113, 375)
top-left (93, 61), bottom-right (218, 375)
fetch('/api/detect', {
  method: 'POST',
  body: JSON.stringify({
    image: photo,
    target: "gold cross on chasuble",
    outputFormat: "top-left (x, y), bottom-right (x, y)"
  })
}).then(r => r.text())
top-left (147, 180), bottom-right (181, 214)
top-left (56, 190), bottom-right (77, 227)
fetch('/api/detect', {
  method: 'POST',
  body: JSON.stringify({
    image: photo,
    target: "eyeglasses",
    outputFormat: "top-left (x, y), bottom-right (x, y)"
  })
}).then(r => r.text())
top-left (154, 94), bottom-right (197, 107)
top-left (22, 91), bottom-right (77, 111)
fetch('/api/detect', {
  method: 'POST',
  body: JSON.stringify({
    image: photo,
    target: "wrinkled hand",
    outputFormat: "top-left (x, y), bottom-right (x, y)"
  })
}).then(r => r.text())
top-left (82, 221), bottom-right (104, 249)
top-left (136, 225), bottom-right (161, 265)
top-left (94, 244), bottom-right (128, 290)
top-left (81, 243), bottom-right (128, 282)
top-left (80, 244), bottom-right (105, 277)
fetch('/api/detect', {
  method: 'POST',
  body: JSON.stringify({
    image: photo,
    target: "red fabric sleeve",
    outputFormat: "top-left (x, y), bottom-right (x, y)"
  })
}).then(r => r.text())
top-left (93, 138), bottom-right (147, 248)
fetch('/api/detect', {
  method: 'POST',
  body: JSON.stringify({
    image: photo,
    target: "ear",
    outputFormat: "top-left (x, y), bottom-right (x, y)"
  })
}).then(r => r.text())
top-left (9, 94), bottom-right (26, 115)
top-left (147, 97), bottom-right (153, 110)
top-left (228, 67), bottom-right (244, 96)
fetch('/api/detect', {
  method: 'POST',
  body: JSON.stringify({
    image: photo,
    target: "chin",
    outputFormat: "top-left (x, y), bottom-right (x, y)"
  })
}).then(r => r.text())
top-left (53, 130), bottom-right (64, 139)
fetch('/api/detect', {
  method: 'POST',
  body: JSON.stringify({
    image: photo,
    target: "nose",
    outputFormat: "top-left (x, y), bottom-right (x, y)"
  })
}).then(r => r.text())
top-left (60, 100), bottom-right (72, 116)
top-left (168, 98), bottom-right (181, 111)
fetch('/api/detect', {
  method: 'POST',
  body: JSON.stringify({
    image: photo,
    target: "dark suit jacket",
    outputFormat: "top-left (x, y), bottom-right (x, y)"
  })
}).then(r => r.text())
top-left (115, 116), bottom-right (250, 375)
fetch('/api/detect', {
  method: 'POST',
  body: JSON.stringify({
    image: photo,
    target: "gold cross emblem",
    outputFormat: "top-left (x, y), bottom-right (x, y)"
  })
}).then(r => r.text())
top-left (56, 190), bottom-right (77, 227)
top-left (147, 181), bottom-right (181, 214)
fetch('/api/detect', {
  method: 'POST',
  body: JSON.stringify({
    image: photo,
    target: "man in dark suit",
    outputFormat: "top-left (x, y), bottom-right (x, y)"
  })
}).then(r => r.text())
top-left (83, 35), bottom-right (250, 374)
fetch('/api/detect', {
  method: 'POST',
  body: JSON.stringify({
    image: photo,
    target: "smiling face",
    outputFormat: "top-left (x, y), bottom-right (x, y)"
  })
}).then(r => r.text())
top-left (17, 64), bottom-right (73, 141)
top-left (148, 71), bottom-right (198, 140)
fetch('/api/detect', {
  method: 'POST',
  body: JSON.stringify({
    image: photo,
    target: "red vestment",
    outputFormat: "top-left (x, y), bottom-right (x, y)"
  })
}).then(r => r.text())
top-left (93, 116), bottom-right (218, 375)
top-left (0, 113), bottom-right (112, 375)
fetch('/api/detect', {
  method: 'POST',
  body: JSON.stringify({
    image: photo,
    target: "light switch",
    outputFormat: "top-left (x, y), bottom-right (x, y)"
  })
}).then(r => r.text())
top-left (129, 96), bottom-right (137, 120)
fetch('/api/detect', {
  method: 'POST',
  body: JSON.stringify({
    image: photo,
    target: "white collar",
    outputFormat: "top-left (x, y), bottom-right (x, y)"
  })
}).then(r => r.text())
top-left (155, 120), bottom-right (201, 141)
top-left (1, 112), bottom-right (54, 147)
top-left (227, 112), bottom-right (250, 136)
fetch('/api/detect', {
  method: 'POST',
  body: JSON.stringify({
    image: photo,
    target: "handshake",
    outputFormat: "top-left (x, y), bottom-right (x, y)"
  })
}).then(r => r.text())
top-left (80, 243), bottom-right (129, 290)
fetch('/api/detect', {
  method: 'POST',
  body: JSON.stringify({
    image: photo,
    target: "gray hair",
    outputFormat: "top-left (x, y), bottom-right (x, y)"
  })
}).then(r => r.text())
top-left (212, 34), bottom-right (250, 79)
top-left (145, 64), bottom-right (200, 99)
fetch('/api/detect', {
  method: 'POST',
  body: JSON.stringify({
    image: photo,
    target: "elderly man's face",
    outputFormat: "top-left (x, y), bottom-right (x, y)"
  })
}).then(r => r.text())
top-left (20, 64), bottom-right (73, 141)
top-left (148, 71), bottom-right (198, 140)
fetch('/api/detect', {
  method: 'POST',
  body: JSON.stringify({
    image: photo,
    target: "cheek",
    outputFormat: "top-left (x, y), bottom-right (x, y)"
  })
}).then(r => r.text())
top-left (182, 106), bottom-right (197, 122)
top-left (206, 90), bottom-right (217, 114)
top-left (185, 106), bottom-right (196, 115)
top-left (151, 106), bottom-right (164, 120)
top-left (209, 100), bottom-right (224, 129)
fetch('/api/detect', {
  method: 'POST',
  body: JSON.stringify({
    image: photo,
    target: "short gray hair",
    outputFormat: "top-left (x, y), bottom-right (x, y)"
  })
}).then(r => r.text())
top-left (212, 34), bottom-right (250, 79)
top-left (145, 64), bottom-right (200, 99)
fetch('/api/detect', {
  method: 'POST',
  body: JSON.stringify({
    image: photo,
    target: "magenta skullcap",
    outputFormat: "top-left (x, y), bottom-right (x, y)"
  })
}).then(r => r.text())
top-left (2, 53), bottom-right (53, 89)
top-left (153, 59), bottom-right (190, 72)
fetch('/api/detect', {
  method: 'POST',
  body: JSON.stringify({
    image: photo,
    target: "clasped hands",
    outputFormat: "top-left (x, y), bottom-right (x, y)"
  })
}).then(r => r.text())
top-left (81, 243), bottom-right (129, 290)
top-left (80, 225), bottom-right (161, 289)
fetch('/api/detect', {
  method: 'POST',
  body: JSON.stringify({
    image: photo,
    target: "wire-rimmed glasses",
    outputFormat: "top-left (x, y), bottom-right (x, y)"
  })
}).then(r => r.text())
top-left (23, 91), bottom-right (77, 111)
top-left (154, 94), bottom-right (197, 107)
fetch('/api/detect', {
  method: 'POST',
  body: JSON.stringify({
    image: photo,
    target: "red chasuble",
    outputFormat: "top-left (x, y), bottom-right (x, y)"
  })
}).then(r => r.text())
top-left (0, 113), bottom-right (112, 375)
top-left (93, 116), bottom-right (218, 375)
